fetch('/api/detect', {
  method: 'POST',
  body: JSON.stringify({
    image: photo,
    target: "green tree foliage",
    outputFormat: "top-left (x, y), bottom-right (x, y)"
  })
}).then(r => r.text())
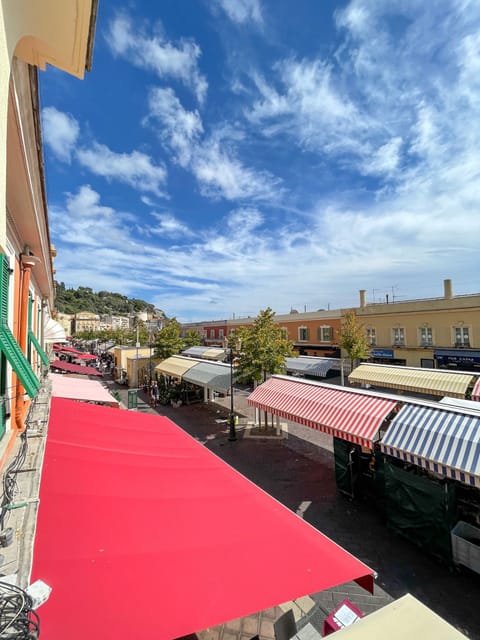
top-left (74, 325), bottom-right (151, 346)
top-left (338, 310), bottom-right (371, 370)
top-left (184, 329), bottom-right (202, 348)
top-left (55, 282), bottom-right (158, 316)
top-left (231, 308), bottom-right (296, 385)
top-left (153, 318), bottom-right (184, 360)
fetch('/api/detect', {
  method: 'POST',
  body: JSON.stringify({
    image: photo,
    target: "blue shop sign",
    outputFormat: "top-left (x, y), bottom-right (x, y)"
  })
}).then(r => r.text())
top-left (370, 349), bottom-right (394, 358)
top-left (434, 349), bottom-right (480, 365)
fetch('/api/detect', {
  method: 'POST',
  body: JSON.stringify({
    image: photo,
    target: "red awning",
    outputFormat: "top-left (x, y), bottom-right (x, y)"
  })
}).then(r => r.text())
top-left (50, 359), bottom-right (103, 376)
top-left (472, 379), bottom-right (480, 402)
top-left (248, 376), bottom-right (398, 448)
top-left (31, 398), bottom-right (374, 640)
top-left (53, 344), bottom-right (83, 354)
top-left (73, 353), bottom-right (97, 360)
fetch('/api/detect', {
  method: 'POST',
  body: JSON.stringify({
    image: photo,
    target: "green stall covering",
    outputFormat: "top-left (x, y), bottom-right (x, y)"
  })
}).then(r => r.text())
top-left (334, 437), bottom-right (354, 497)
top-left (334, 437), bottom-right (386, 505)
top-left (384, 459), bottom-right (457, 565)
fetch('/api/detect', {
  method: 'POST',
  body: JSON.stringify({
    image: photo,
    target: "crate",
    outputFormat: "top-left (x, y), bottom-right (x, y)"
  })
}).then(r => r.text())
top-left (451, 520), bottom-right (480, 573)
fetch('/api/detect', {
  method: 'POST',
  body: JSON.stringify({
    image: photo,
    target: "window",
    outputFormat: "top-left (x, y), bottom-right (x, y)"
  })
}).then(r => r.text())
top-left (392, 328), bottom-right (405, 346)
top-left (218, 329), bottom-right (224, 339)
top-left (419, 327), bottom-right (433, 347)
top-left (210, 329), bottom-right (215, 339)
top-left (298, 327), bottom-right (309, 341)
top-left (454, 326), bottom-right (470, 347)
top-left (317, 326), bottom-right (333, 342)
top-left (366, 328), bottom-right (376, 346)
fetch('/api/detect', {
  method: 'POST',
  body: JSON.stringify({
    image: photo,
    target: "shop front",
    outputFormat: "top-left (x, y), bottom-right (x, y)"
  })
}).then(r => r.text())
top-left (434, 348), bottom-right (480, 372)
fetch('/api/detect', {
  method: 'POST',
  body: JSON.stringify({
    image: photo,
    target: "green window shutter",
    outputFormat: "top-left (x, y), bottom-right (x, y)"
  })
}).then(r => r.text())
top-left (28, 330), bottom-right (50, 366)
top-left (0, 326), bottom-right (39, 398)
top-left (0, 400), bottom-right (5, 440)
top-left (0, 254), bottom-right (10, 326)
top-left (0, 256), bottom-right (10, 437)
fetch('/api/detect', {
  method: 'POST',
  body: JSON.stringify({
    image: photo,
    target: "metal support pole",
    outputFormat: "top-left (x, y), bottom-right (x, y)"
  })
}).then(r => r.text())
top-left (228, 346), bottom-right (236, 441)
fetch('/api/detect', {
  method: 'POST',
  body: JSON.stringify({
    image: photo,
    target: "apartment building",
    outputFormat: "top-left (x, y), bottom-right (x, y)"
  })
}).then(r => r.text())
top-left (181, 279), bottom-right (479, 370)
top-left (351, 279), bottom-right (480, 370)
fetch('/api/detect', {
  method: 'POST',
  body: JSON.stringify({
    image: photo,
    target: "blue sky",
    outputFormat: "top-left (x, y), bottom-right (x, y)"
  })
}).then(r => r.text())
top-left (40, 0), bottom-right (480, 322)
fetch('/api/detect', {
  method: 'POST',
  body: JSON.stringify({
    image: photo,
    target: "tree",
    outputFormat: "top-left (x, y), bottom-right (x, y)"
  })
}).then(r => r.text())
top-left (153, 318), bottom-right (184, 360)
top-left (184, 329), bottom-right (202, 349)
top-left (338, 310), bottom-right (370, 371)
top-left (232, 308), bottom-right (296, 430)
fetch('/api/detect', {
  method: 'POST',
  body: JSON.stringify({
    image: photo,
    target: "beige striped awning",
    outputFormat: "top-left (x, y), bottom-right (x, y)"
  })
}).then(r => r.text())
top-left (155, 356), bottom-right (200, 380)
top-left (201, 348), bottom-right (226, 361)
top-left (349, 363), bottom-right (475, 398)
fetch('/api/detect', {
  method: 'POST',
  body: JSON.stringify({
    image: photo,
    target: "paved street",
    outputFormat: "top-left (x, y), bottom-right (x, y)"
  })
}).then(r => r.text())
top-left (108, 380), bottom-right (480, 639)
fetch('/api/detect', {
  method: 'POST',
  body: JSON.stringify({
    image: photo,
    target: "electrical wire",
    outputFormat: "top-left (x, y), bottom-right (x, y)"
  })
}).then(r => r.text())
top-left (0, 581), bottom-right (39, 639)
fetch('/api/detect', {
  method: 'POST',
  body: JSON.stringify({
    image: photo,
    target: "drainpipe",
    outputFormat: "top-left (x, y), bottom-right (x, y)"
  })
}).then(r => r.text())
top-left (15, 252), bottom-right (41, 432)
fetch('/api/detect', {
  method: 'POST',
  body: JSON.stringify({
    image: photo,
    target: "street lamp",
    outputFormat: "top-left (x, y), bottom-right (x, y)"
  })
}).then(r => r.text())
top-left (228, 345), bottom-right (237, 441)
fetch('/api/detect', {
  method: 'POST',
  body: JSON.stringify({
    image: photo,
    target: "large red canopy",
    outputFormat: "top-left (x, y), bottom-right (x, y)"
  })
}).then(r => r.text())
top-left (50, 359), bottom-right (103, 376)
top-left (53, 344), bottom-right (83, 354)
top-left (31, 398), bottom-right (374, 639)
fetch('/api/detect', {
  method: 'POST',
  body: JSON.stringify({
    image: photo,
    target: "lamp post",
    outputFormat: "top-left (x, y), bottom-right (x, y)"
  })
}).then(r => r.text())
top-left (228, 345), bottom-right (236, 441)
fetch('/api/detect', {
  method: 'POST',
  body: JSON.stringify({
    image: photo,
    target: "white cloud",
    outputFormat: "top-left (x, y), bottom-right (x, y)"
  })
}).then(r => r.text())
top-left (106, 13), bottom-right (208, 103)
top-left (147, 87), bottom-right (203, 167)
top-left (150, 212), bottom-right (193, 237)
top-left (213, 0), bottom-right (263, 25)
top-left (41, 107), bottom-right (79, 163)
top-left (192, 138), bottom-right (281, 201)
top-left (361, 137), bottom-right (403, 177)
top-left (147, 87), bottom-right (282, 202)
top-left (76, 142), bottom-right (168, 197)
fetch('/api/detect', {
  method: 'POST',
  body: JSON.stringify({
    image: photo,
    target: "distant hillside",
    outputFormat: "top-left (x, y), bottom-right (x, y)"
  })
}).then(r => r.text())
top-left (54, 283), bottom-right (159, 316)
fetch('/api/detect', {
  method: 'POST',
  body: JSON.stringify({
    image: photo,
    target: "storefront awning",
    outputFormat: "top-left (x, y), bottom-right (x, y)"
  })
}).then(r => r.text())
top-left (31, 398), bottom-right (374, 639)
top-left (183, 346), bottom-right (227, 360)
top-left (53, 344), bottom-right (82, 354)
top-left (248, 376), bottom-right (398, 448)
top-left (73, 353), bottom-right (97, 360)
top-left (329, 594), bottom-right (468, 640)
top-left (472, 379), bottom-right (480, 402)
top-left (50, 373), bottom-right (119, 407)
top-left (44, 318), bottom-right (67, 343)
top-left (50, 359), bottom-right (103, 376)
top-left (155, 355), bottom-right (200, 379)
top-left (380, 404), bottom-right (480, 487)
top-left (285, 357), bottom-right (338, 377)
top-left (183, 361), bottom-right (233, 393)
top-left (349, 363), bottom-right (474, 398)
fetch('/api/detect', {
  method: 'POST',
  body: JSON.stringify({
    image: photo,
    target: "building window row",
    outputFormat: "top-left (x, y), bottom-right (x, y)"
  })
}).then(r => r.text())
top-left (365, 326), bottom-right (470, 348)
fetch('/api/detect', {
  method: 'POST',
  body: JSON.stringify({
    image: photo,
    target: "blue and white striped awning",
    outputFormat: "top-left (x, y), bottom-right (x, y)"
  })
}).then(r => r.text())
top-left (285, 357), bottom-right (338, 378)
top-left (381, 404), bottom-right (480, 487)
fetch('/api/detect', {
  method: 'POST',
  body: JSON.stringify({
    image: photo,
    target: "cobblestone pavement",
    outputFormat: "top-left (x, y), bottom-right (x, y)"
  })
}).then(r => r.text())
top-left (108, 381), bottom-right (480, 639)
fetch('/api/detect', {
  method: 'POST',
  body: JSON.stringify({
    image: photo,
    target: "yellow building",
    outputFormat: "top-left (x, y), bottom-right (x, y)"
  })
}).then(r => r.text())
top-left (350, 279), bottom-right (480, 370)
top-left (73, 311), bottom-right (100, 333)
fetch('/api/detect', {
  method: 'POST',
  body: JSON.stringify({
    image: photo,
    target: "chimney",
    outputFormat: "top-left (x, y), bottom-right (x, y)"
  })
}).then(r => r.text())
top-left (359, 289), bottom-right (366, 308)
top-left (444, 279), bottom-right (453, 299)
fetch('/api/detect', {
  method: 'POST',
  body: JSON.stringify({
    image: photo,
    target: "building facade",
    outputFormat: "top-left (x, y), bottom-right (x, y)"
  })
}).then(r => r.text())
top-left (181, 279), bottom-right (480, 370)
top-left (351, 279), bottom-right (480, 371)
top-left (73, 311), bottom-right (101, 334)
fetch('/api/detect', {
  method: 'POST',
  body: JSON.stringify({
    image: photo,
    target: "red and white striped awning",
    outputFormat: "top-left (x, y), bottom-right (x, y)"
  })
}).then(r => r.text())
top-left (472, 379), bottom-right (480, 402)
top-left (248, 376), bottom-right (399, 448)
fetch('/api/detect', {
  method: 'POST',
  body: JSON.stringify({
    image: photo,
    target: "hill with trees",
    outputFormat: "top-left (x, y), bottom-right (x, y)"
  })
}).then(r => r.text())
top-left (54, 282), bottom-right (160, 316)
